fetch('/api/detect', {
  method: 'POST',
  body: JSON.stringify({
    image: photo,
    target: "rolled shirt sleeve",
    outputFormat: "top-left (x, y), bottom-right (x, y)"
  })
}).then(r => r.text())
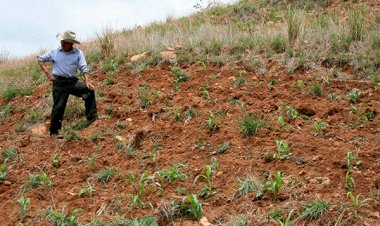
top-left (78, 50), bottom-right (90, 74)
top-left (36, 49), bottom-right (54, 62)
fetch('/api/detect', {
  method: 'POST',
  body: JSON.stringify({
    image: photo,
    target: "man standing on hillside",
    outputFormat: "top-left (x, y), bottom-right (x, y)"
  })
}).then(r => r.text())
top-left (37, 30), bottom-right (98, 138)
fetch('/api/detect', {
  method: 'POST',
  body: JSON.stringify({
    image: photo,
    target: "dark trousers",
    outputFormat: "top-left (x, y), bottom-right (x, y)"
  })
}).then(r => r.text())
top-left (50, 77), bottom-right (97, 135)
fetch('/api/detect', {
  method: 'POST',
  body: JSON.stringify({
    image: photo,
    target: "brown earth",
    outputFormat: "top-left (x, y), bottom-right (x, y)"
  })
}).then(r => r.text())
top-left (0, 63), bottom-right (379, 225)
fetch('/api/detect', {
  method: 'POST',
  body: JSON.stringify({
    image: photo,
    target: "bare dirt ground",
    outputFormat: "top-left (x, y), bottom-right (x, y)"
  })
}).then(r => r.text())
top-left (0, 62), bottom-right (379, 225)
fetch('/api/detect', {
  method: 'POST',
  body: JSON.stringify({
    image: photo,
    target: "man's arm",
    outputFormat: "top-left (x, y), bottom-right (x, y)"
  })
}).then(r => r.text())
top-left (83, 72), bottom-right (95, 90)
top-left (38, 61), bottom-right (55, 82)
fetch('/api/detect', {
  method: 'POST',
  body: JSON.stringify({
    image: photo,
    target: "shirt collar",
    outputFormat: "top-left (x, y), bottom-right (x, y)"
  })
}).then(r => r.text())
top-left (59, 47), bottom-right (75, 54)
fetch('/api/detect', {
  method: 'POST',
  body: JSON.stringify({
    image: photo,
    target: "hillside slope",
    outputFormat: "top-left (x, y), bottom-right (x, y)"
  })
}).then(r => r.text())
top-left (1, 0), bottom-right (380, 225)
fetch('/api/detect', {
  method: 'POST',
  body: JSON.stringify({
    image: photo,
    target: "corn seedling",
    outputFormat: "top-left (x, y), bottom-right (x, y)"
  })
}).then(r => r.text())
top-left (345, 170), bottom-right (355, 191)
top-left (241, 113), bottom-right (266, 136)
top-left (351, 104), bottom-right (367, 126)
top-left (261, 171), bottom-right (284, 197)
top-left (94, 168), bottom-right (117, 186)
top-left (171, 67), bottom-right (188, 83)
top-left (295, 80), bottom-right (303, 93)
top-left (283, 103), bottom-right (299, 122)
top-left (313, 121), bottom-right (328, 135)
top-left (128, 193), bottom-right (145, 209)
top-left (273, 140), bottom-right (292, 160)
top-left (347, 192), bottom-right (372, 217)
top-left (52, 154), bottom-right (62, 168)
top-left (347, 89), bottom-right (360, 104)
top-left (175, 194), bottom-right (203, 220)
top-left (45, 207), bottom-right (81, 226)
top-left (234, 71), bottom-right (247, 87)
top-left (300, 199), bottom-right (330, 220)
top-left (78, 182), bottom-right (95, 198)
top-left (323, 75), bottom-right (331, 86)
top-left (346, 151), bottom-right (360, 170)
top-left (206, 111), bottom-right (219, 133)
top-left (236, 174), bottom-right (262, 197)
top-left (87, 153), bottom-right (96, 171)
top-left (157, 163), bottom-right (187, 182)
top-left (17, 196), bottom-right (30, 220)
top-left (278, 114), bottom-right (286, 130)
top-left (278, 209), bottom-right (295, 226)
top-left (0, 162), bottom-right (6, 182)
top-left (194, 164), bottom-right (215, 198)
top-left (199, 84), bottom-right (211, 100)
top-left (127, 171), bottom-right (156, 207)
top-left (25, 173), bottom-right (53, 190)
top-left (172, 107), bottom-right (181, 121)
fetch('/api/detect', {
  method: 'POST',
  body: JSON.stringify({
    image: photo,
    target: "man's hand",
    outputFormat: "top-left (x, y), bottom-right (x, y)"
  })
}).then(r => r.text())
top-left (83, 73), bottom-right (95, 90)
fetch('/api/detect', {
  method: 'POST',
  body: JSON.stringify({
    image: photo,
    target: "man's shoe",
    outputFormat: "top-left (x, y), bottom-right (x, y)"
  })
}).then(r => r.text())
top-left (50, 133), bottom-right (63, 139)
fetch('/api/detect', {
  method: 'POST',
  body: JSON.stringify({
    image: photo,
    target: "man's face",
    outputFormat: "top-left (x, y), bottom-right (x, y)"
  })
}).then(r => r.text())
top-left (61, 41), bottom-right (74, 52)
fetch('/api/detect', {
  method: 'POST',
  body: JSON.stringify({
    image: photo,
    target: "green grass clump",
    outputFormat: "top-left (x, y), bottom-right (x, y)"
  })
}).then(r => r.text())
top-left (309, 83), bottom-right (323, 97)
top-left (45, 207), bottom-right (81, 226)
top-left (26, 173), bottom-right (53, 190)
top-left (241, 113), bottom-right (266, 136)
top-left (348, 6), bottom-right (366, 41)
top-left (171, 67), bottom-right (189, 83)
top-left (157, 163), bottom-right (187, 182)
top-left (236, 174), bottom-right (262, 197)
top-left (300, 199), bottom-right (330, 220)
top-left (0, 104), bottom-right (12, 121)
top-left (1, 86), bottom-right (33, 100)
top-left (95, 168), bottom-right (117, 186)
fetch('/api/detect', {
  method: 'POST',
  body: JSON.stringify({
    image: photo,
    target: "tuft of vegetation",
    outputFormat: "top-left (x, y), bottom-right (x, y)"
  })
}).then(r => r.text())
top-left (175, 194), bottom-right (203, 220)
top-left (0, 104), bottom-right (12, 121)
top-left (25, 173), bottom-right (53, 190)
top-left (348, 6), bottom-right (366, 41)
top-left (94, 168), bottom-right (117, 186)
top-left (45, 207), bottom-right (81, 226)
top-left (273, 140), bottom-right (292, 160)
top-left (236, 174), bottom-right (262, 197)
top-left (300, 199), bottom-right (330, 220)
top-left (156, 163), bottom-right (187, 182)
top-left (287, 6), bottom-right (303, 45)
top-left (241, 113), bottom-right (266, 136)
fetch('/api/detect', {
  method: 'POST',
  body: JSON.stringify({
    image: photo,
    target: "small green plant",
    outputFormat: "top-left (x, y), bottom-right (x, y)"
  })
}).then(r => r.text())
top-left (283, 103), bottom-right (300, 122)
top-left (126, 171), bottom-right (156, 208)
top-left (199, 84), bottom-right (211, 100)
top-left (0, 162), bottom-right (7, 182)
top-left (309, 83), bottom-right (323, 97)
top-left (94, 168), bottom-right (117, 186)
top-left (234, 71), bottom-right (247, 87)
top-left (51, 153), bottom-right (62, 168)
top-left (347, 89), bottom-right (360, 103)
top-left (294, 80), bottom-right (303, 92)
top-left (267, 171), bottom-right (284, 197)
top-left (268, 208), bottom-right (283, 221)
top-left (14, 123), bottom-right (27, 132)
top-left (105, 74), bottom-right (116, 85)
top-left (45, 207), bottom-right (81, 226)
top-left (347, 192), bottom-right (372, 217)
top-left (78, 182), bottom-right (95, 198)
top-left (171, 67), bottom-right (189, 83)
top-left (351, 104), bottom-right (366, 126)
top-left (27, 109), bottom-right (44, 124)
top-left (194, 164), bottom-right (215, 198)
top-left (184, 108), bottom-right (198, 121)
top-left (273, 140), bottom-right (292, 160)
top-left (175, 194), bottom-right (203, 220)
top-left (206, 111), bottom-right (219, 133)
top-left (172, 107), bottom-right (181, 121)
top-left (207, 142), bottom-right (230, 156)
top-left (241, 113), bottom-right (266, 136)
top-left (157, 163), bottom-right (187, 182)
top-left (300, 199), bottom-right (330, 220)
top-left (278, 209), bottom-right (295, 226)
top-left (2, 146), bottom-right (18, 160)
top-left (278, 114), bottom-right (286, 130)
top-left (138, 84), bottom-right (150, 109)
top-left (17, 196), bottom-right (30, 220)
top-left (26, 173), bottom-right (53, 190)
top-left (0, 104), bottom-right (13, 121)
top-left (87, 153), bottom-right (96, 171)
top-left (272, 35), bottom-right (287, 53)
top-left (268, 78), bottom-right (277, 86)
top-left (313, 121), bottom-right (328, 135)
top-left (345, 170), bottom-right (355, 191)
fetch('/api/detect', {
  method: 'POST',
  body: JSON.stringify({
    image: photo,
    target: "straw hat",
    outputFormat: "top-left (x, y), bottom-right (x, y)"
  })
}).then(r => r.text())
top-left (56, 30), bottom-right (80, 44)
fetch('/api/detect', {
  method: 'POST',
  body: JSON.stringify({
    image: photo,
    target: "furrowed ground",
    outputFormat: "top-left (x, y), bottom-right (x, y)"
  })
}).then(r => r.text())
top-left (0, 0), bottom-right (380, 225)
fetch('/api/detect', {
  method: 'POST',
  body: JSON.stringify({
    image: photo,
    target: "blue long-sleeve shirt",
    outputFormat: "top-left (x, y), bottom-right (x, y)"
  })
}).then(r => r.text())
top-left (37, 47), bottom-right (90, 78)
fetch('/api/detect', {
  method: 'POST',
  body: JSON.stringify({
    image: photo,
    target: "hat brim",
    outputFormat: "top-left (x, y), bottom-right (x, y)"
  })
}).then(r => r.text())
top-left (56, 33), bottom-right (80, 44)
